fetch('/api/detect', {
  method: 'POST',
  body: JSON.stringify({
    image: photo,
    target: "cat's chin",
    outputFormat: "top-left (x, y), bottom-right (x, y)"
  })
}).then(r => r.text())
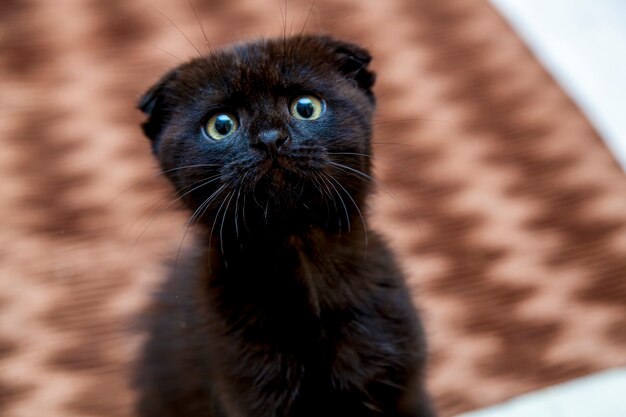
top-left (265, 168), bottom-right (288, 190)
top-left (257, 169), bottom-right (302, 199)
top-left (255, 158), bottom-right (308, 189)
top-left (248, 164), bottom-right (324, 214)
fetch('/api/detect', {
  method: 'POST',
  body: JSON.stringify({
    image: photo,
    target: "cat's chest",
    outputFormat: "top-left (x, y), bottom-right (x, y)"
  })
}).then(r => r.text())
top-left (220, 302), bottom-right (394, 378)
top-left (206, 269), bottom-right (409, 415)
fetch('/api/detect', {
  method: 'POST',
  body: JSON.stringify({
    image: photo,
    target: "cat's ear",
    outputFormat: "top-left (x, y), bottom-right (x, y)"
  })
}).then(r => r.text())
top-left (331, 40), bottom-right (376, 99)
top-left (138, 69), bottom-right (178, 147)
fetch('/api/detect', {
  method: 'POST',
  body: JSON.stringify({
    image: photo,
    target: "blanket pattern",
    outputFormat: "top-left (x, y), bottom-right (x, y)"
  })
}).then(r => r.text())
top-left (0, 1), bottom-right (624, 416)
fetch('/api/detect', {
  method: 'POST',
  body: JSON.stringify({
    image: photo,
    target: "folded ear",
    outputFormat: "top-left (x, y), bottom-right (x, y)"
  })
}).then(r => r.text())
top-left (329, 40), bottom-right (376, 100)
top-left (138, 69), bottom-right (178, 147)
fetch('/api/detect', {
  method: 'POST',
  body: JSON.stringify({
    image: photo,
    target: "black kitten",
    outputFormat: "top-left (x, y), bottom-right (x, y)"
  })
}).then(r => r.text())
top-left (135, 35), bottom-right (436, 417)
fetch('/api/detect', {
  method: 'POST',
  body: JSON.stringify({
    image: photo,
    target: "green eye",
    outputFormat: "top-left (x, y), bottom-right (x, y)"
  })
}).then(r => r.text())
top-left (290, 95), bottom-right (324, 120)
top-left (205, 113), bottom-right (238, 140)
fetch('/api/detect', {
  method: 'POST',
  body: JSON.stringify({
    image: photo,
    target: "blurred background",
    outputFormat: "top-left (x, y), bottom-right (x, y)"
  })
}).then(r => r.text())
top-left (0, 1), bottom-right (624, 416)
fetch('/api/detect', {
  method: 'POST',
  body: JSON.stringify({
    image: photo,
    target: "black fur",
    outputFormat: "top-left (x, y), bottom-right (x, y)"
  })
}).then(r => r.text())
top-left (135, 35), bottom-right (436, 417)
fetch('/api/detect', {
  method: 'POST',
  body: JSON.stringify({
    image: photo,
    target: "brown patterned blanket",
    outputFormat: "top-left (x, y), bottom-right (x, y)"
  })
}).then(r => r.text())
top-left (1, 1), bottom-right (624, 416)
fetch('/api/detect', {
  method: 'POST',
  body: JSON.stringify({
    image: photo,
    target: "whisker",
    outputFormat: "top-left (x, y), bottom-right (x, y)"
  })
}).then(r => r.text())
top-left (326, 151), bottom-right (422, 176)
top-left (119, 174), bottom-right (221, 270)
top-left (310, 172), bottom-right (332, 226)
top-left (327, 160), bottom-right (419, 222)
top-left (285, 0), bottom-right (289, 36)
top-left (189, 183), bottom-right (227, 225)
top-left (175, 184), bottom-right (228, 279)
top-left (127, 174), bottom-right (219, 239)
top-left (326, 151), bottom-right (383, 165)
top-left (373, 117), bottom-right (450, 126)
top-left (299, 0), bottom-right (317, 36)
top-left (109, 163), bottom-right (220, 206)
top-left (208, 189), bottom-right (234, 272)
top-left (327, 152), bottom-right (373, 158)
top-left (219, 191), bottom-right (236, 257)
top-left (288, 0), bottom-right (295, 39)
top-left (252, 187), bottom-right (265, 211)
top-left (276, 0), bottom-right (286, 67)
top-left (242, 186), bottom-right (249, 233)
top-left (328, 161), bottom-right (390, 196)
top-left (145, 42), bottom-right (185, 63)
top-left (124, 174), bottom-right (218, 238)
top-left (233, 171), bottom-right (250, 242)
top-left (315, 171), bottom-right (341, 231)
top-left (321, 11), bottom-right (358, 31)
top-left (187, 0), bottom-right (213, 52)
top-left (321, 171), bottom-right (350, 233)
top-left (148, 4), bottom-right (202, 56)
top-left (173, 222), bottom-right (194, 280)
top-left (371, 142), bottom-right (416, 148)
top-left (326, 173), bottom-right (368, 255)
top-left (234, 185), bottom-right (242, 241)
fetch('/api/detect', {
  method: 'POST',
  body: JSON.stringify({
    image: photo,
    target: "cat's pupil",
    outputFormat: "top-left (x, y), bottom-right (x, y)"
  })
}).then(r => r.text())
top-left (295, 98), bottom-right (315, 119)
top-left (214, 114), bottom-right (234, 135)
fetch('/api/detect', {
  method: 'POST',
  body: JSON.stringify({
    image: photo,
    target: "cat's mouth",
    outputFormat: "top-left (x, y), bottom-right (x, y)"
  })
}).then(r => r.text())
top-left (258, 158), bottom-right (295, 186)
top-left (258, 156), bottom-right (299, 177)
top-left (252, 156), bottom-right (318, 194)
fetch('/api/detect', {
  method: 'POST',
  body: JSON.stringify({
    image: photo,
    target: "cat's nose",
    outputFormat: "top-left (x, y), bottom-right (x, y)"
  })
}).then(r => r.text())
top-left (252, 129), bottom-right (288, 155)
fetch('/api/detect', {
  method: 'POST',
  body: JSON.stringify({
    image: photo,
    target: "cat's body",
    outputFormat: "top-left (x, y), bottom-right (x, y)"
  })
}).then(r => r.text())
top-left (135, 35), bottom-right (435, 417)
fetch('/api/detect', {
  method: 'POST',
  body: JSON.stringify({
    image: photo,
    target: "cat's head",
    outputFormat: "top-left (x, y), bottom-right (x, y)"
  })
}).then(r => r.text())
top-left (139, 35), bottom-right (376, 232)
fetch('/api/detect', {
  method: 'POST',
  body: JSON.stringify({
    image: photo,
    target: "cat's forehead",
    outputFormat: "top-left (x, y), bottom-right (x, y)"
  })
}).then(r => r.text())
top-left (180, 37), bottom-right (338, 96)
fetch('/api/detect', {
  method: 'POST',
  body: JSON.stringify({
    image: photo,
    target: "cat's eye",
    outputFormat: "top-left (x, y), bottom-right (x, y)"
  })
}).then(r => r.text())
top-left (290, 95), bottom-right (324, 120)
top-left (205, 113), bottom-right (238, 140)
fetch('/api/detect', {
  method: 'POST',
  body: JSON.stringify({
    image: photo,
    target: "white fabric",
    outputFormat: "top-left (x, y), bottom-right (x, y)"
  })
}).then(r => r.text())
top-left (489, 0), bottom-right (626, 170)
top-left (457, 368), bottom-right (626, 417)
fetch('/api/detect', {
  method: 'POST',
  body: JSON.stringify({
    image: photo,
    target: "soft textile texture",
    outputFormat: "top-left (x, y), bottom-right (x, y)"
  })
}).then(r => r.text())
top-left (0, 1), bottom-right (624, 416)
